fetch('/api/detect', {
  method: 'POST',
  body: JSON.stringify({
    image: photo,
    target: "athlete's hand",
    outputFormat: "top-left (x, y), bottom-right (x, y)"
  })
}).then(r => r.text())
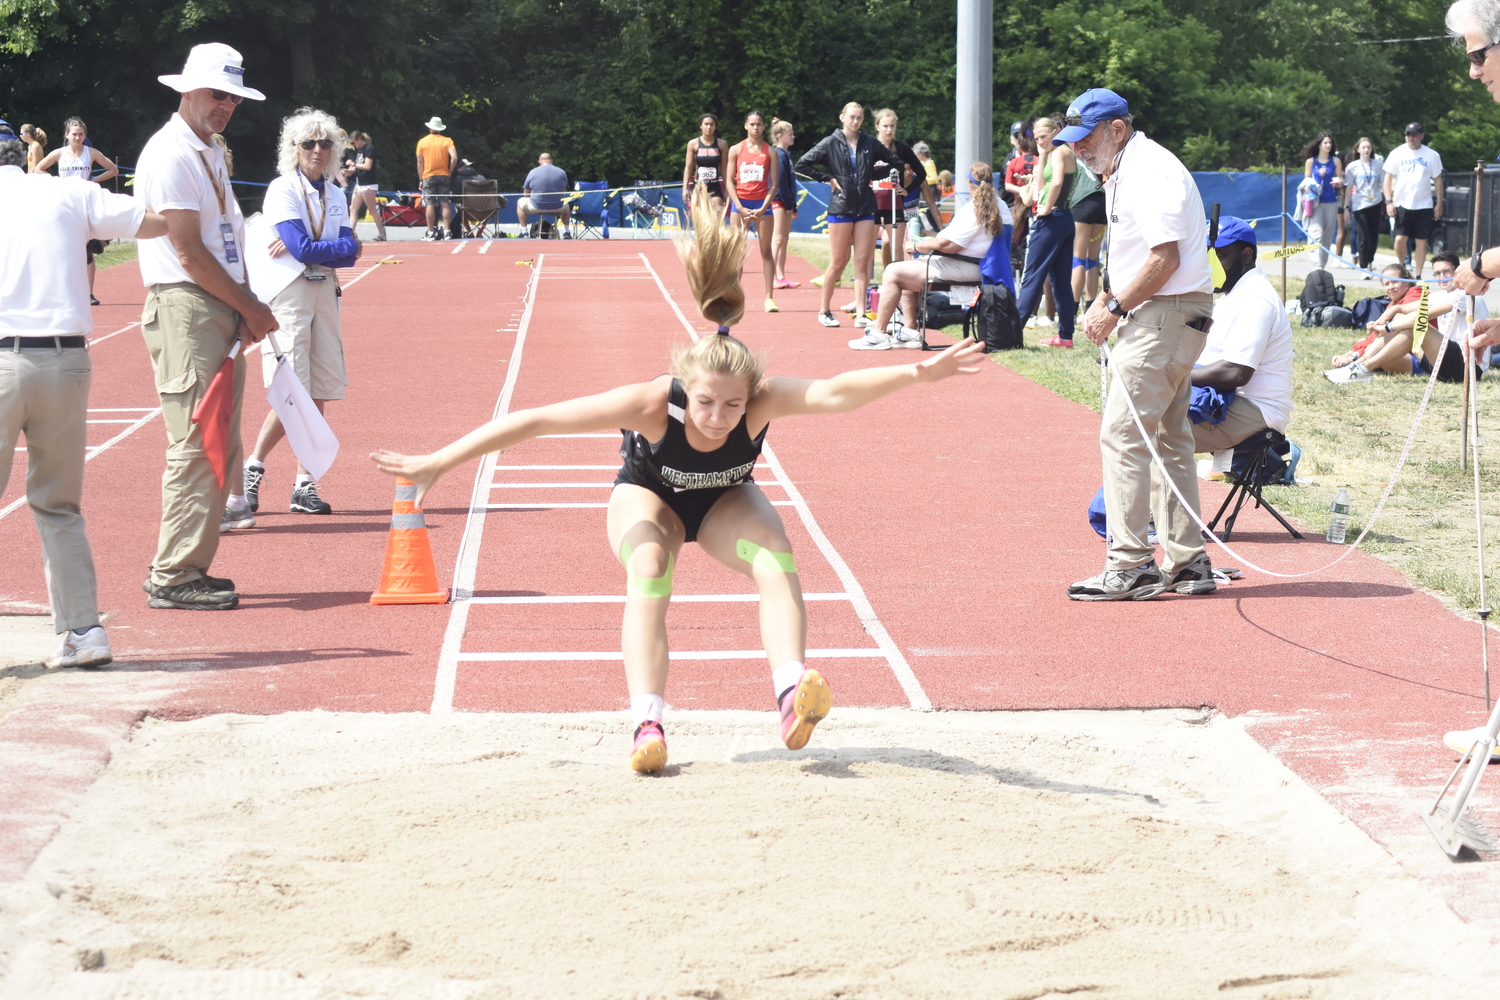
top-left (915, 337), bottom-right (986, 381)
top-left (369, 449), bottom-right (443, 508)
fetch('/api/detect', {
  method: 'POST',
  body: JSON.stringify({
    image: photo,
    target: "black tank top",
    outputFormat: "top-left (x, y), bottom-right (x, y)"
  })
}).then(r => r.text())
top-left (618, 378), bottom-right (768, 493)
top-left (694, 138), bottom-right (723, 186)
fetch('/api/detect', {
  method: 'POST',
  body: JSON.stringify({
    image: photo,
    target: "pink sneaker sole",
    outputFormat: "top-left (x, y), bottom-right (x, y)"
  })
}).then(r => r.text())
top-left (1038, 337), bottom-right (1074, 348)
top-left (775, 279), bottom-right (800, 289)
top-left (779, 669), bottom-right (832, 750)
top-left (630, 722), bottom-right (667, 773)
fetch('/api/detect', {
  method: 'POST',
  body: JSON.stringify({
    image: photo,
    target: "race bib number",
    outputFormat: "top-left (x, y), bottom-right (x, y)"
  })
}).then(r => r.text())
top-left (696, 166), bottom-right (719, 183)
top-left (739, 163), bottom-right (764, 183)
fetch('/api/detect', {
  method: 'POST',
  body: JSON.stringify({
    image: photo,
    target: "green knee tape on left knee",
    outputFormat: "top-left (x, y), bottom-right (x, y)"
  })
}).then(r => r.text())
top-left (621, 541), bottom-right (675, 599)
top-left (736, 539), bottom-right (797, 574)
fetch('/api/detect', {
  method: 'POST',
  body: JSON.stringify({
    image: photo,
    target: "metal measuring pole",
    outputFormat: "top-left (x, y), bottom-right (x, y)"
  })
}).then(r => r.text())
top-left (1464, 163), bottom-right (1484, 469)
top-left (1280, 166), bottom-right (1288, 303)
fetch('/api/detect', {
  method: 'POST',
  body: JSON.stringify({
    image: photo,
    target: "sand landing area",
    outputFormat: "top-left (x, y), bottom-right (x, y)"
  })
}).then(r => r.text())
top-left (1, 708), bottom-right (1497, 999)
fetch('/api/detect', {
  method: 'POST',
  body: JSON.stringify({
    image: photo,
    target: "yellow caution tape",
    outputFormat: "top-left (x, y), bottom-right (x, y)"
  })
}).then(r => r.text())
top-left (1412, 281), bottom-right (1431, 342)
top-left (1260, 244), bottom-right (1313, 260)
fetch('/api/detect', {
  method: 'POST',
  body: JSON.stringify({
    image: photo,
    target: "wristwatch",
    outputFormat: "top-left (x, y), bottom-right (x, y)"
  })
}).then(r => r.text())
top-left (1106, 296), bottom-right (1128, 318)
top-left (1472, 251), bottom-right (1489, 281)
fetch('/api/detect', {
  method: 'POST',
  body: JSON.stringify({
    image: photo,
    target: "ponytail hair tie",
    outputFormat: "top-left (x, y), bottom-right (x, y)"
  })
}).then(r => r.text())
top-left (717, 325), bottom-right (731, 335)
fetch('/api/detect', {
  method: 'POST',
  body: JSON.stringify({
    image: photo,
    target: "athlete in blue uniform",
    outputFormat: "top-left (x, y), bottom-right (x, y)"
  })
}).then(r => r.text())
top-left (372, 187), bottom-right (983, 773)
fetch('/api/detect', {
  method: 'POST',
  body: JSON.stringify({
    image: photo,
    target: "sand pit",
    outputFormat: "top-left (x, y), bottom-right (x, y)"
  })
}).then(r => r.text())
top-left (1, 707), bottom-right (1497, 999)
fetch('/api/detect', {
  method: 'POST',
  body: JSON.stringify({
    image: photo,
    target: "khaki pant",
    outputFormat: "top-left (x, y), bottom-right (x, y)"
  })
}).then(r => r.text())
top-left (0, 343), bottom-right (99, 633)
top-left (262, 274), bottom-right (347, 399)
top-left (141, 283), bottom-right (244, 589)
top-left (1101, 293), bottom-right (1212, 573)
top-left (1193, 395), bottom-right (1270, 453)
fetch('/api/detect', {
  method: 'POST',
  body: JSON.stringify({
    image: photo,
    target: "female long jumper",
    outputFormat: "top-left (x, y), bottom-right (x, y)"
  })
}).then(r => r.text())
top-left (371, 188), bottom-right (983, 773)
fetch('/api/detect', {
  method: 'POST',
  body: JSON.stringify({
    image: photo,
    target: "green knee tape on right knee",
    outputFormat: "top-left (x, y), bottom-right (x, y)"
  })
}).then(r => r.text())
top-left (736, 539), bottom-right (797, 574)
top-left (620, 541), bottom-right (675, 599)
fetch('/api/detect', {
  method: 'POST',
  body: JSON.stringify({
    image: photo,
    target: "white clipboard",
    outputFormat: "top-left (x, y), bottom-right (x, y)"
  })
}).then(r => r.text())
top-left (243, 213), bottom-right (305, 305)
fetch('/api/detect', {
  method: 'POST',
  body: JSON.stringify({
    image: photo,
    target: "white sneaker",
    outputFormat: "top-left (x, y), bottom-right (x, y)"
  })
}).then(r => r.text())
top-left (1443, 726), bottom-right (1500, 761)
top-left (853, 316), bottom-right (874, 329)
top-left (1034, 315), bottom-right (1055, 328)
top-left (817, 311), bottom-right (840, 328)
top-left (892, 327), bottom-right (923, 349)
top-left (840, 301), bottom-right (859, 315)
top-left (849, 330), bottom-right (893, 350)
top-left (46, 627), bottom-right (112, 669)
top-left (1324, 361), bottom-right (1372, 384)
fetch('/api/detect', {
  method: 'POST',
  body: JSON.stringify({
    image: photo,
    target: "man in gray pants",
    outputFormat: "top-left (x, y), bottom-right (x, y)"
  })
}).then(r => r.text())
top-left (0, 138), bottom-right (168, 666)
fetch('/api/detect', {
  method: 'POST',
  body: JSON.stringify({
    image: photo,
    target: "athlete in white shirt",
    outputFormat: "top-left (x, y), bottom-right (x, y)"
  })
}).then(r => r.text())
top-left (1057, 88), bottom-right (1216, 601)
top-left (0, 137), bottom-right (167, 667)
top-left (1191, 217), bottom-right (1294, 451)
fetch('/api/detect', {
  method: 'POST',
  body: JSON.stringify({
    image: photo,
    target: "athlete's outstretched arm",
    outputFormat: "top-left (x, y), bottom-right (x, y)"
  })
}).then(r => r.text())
top-left (371, 381), bottom-right (666, 506)
top-left (757, 338), bottom-right (985, 419)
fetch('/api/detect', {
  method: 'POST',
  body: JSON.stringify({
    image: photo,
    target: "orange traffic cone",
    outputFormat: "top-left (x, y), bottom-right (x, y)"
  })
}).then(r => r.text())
top-left (370, 478), bottom-right (449, 605)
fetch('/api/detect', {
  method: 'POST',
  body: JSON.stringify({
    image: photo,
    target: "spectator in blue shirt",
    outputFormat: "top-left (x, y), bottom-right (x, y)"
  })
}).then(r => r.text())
top-left (517, 152), bottom-right (571, 233)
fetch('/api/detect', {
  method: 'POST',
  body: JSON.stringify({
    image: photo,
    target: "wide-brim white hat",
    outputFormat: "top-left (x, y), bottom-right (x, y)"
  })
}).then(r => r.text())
top-left (159, 42), bottom-right (266, 101)
top-left (425, 117), bottom-right (447, 131)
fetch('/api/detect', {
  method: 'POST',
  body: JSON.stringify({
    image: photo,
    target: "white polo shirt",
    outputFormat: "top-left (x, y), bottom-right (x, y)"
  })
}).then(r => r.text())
top-left (1199, 267), bottom-right (1294, 432)
top-left (1384, 143), bottom-right (1443, 210)
top-left (134, 113), bottom-right (247, 287)
top-left (1102, 132), bottom-right (1212, 297)
top-left (0, 166), bottom-right (144, 337)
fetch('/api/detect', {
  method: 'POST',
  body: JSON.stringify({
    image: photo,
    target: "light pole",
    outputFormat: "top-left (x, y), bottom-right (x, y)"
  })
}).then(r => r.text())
top-left (954, 0), bottom-right (993, 207)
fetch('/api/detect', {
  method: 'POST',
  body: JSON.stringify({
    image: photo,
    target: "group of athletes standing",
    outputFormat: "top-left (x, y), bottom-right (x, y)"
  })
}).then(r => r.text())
top-left (680, 102), bottom-right (943, 331)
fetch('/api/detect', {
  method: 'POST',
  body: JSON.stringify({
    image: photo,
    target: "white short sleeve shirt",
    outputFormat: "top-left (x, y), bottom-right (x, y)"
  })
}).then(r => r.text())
top-left (1101, 132), bottom-right (1212, 297)
top-left (1437, 286), bottom-right (1490, 370)
top-left (1199, 268), bottom-right (1294, 432)
top-left (1383, 144), bottom-right (1443, 210)
top-left (262, 171), bottom-right (350, 242)
top-left (0, 166), bottom-right (144, 337)
top-left (936, 201), bottom-right (1004, 259)
top-left (134, 113), bottom-right (247, 287)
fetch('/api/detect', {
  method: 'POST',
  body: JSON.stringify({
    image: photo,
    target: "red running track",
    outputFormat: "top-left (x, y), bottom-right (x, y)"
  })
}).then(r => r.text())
top-left (1, 239), bottom-right (1497, 927)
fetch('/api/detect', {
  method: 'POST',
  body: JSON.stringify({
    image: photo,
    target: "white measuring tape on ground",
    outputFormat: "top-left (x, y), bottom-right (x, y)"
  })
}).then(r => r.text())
top-left (1099, 331), bottom-right (1456, 579)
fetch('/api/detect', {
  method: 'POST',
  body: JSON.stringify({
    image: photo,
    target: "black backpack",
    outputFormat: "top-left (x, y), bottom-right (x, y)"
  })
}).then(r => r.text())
top-left (975, 283), bottom-right (1023, 351)
top-left (1299, 268), bottom-right (1344, 313)
top-left (1305, 304), bottom-right (1355, 328)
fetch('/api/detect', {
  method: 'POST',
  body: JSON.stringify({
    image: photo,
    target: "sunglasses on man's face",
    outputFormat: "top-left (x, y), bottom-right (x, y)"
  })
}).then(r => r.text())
top-left (300, 139), bottom-right (335, 151)
top-left (1469, 40), bottom-right (1500, 68)
top-left (208, 89), bottom-right (244, 106)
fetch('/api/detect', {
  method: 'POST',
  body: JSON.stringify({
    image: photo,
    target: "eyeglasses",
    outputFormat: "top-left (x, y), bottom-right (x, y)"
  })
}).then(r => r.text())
top-left (208, 89), bottom-right (244, 106)
top-left (300, 139), bottom-right (335, 150)
top-left (1433, 268), bottom-right (1457, 278)
top-left (1468, 40), bottom-right (1500, 67)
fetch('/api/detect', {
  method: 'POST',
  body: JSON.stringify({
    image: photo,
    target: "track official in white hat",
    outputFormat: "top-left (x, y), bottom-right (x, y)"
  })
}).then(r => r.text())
top-left (0, 137), bottom-right (168, 666)
top-left (1056, 88), bottom-right (1216, 602)
top-left (134, 42), bottom-right (279, 611)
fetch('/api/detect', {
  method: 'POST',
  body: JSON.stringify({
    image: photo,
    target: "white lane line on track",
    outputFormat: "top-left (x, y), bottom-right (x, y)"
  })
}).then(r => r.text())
top-left (451, 241), bottom-right (466, 255)
top-left (468, 593), bottom-right (850, 604)
top-left (339, 255), bottom-right (396, 292)
top-left (480, 240), bottom-right (492, 254)
top-left (458, 648), bottom-right (886, 662)
top-left (638, 251), bottom-right (932, 711)
top-left (0, 408), bottom-right (162, 524)
top-left (431, 255), bottom-right (543, 714)
top-left (88, 321), bottom-right (141, 347)
top-left (485, 501), bottom-right (797, 509)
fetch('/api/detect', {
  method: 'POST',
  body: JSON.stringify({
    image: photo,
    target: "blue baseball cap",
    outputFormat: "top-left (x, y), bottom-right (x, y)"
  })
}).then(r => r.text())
top-left (1010, 121), bottom-right (1023, 136)
top-left (1212, 215), bottom-right (1257, 248)
top-left (1054, 89), bottom-right (1131, 144)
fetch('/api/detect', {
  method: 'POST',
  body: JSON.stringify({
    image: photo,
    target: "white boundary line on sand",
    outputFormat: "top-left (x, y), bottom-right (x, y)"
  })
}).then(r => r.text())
top-left (431, 255), bottom-right (544, 713)
top-left (637, 251), bottom-right (933, 711)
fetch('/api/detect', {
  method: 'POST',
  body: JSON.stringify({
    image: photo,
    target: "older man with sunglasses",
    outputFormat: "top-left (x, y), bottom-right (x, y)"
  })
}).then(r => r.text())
top-left (1055, 89), bottom-right (1217, 602)
top-left (133, 43), bottom-right (278, 611)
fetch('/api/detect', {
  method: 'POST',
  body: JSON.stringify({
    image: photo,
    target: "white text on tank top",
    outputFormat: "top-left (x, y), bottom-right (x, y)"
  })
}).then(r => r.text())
top-left (58, 147), bottom-right (90, 181)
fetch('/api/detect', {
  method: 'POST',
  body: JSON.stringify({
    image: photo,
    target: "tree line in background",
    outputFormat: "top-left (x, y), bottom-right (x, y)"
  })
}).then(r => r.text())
top-left (2, 0), bottom-right (1494, 194)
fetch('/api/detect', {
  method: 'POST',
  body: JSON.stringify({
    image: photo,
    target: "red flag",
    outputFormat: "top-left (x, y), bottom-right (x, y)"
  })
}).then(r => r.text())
top-left (190, 341), bottom-right (242, 491)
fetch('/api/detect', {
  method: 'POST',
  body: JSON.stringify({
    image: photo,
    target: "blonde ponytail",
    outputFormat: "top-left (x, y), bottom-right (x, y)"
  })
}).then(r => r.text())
top-left (675, 183), bottom-right (746, 328)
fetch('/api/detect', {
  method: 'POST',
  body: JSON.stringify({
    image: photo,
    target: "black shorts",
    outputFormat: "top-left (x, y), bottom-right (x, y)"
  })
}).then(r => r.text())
top-left (1072, 191), bottom-right (1107, 226)
top-left (85, 239), bottom-right (106, 264)
top-left (612, 474), bottom-right (746, 543)
top-left (1393, 207), bottom-right (1436, 240)
top-left (1421, 343), bottom-right (1485, 384)
top-left (421, 175), bottom-right (452, 199)
top-left (873, 201), bottom-right (906, 226)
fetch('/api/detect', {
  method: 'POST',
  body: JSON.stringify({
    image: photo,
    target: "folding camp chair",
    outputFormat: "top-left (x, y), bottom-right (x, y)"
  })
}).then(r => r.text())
top-left (460, 179), bottom-right (505, 238)
top-left (913, 227), bottom-right (1014, 351)
top-left (1205, 430), bottom-right (1304, 541)
top-left (568, 181), bottom-right (611, 239)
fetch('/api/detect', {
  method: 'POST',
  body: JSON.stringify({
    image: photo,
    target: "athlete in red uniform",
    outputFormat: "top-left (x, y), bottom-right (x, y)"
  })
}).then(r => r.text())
top-left (726, 110), bottom-right (781, 314)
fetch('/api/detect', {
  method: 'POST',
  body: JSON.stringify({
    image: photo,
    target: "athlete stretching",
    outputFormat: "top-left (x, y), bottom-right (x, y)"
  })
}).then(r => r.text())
top-left (371, 189), bottom-right (981, 772)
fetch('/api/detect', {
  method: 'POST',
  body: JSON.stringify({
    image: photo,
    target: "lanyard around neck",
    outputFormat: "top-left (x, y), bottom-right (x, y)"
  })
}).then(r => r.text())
top-left (193, 150), bottom-right (227, 216)
top-left (299, 173), bottom-right (328, 241)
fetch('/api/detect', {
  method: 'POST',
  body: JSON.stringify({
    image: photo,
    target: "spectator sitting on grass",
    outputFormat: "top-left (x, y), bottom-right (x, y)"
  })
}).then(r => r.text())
top-left (517, 152), bottom-right (570, 234)
top-left (1324, 263), bottom-right (1429, 381)
top-left (1327, 252), bottom-right (1486, 384)
top-left (1191, 217), bottom-right (1293, 451)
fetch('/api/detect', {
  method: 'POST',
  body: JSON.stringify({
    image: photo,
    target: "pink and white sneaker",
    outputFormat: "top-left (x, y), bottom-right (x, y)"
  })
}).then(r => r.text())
top-left (777, 669), bottom-right (832, 750)
top-left (630, 720), bottom-right (667, 773)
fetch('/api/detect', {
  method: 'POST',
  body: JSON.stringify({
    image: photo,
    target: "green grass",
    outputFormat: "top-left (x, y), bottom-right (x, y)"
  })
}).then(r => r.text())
top-left (94, 241), bottom-right (138, 270)
top-left (981, 293), bottom-right (1500, 616)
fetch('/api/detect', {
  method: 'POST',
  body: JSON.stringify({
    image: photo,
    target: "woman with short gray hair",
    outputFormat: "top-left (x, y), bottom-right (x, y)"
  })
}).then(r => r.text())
top-left (244, 106), bottom-right (361, 518)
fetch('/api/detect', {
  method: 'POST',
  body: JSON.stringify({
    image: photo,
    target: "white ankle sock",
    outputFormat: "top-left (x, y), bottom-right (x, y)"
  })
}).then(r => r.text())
top-left (630, 693), bottom-right (664, 725)
top-left (227, 494), bottom-right (247, 510)
top-left (772, 660), bottom-right (806, 700)
top-left (245, 459), bottom-right (263, 470)
top-left (296, 474), bottom-right (313, 486)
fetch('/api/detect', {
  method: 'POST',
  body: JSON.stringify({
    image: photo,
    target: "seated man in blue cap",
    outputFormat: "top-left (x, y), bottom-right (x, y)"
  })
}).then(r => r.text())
top-left (1192, 215), bottom-right (1294, 454)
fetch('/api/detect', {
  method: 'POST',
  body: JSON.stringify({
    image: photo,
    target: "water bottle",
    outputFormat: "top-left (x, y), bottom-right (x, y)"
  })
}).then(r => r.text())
top-left (1326, 487), bottom-right (1350, 544)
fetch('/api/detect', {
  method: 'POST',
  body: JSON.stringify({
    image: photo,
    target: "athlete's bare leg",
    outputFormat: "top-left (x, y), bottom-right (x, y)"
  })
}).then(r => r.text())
top-left (821, 221), bottom-right (855, 315)
top-left (607, 484), bottom-right (687, 699)
top-left (772, 204), bottom-right (795, 282)
top-left (850, 219), bottom-right (877, 320)
top-left (696, 484), bottom-right (806, 670)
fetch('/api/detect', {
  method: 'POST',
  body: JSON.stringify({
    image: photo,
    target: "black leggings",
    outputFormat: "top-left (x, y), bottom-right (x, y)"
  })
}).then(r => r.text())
top-left (1352, 203), bottom-right (1384, 269)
